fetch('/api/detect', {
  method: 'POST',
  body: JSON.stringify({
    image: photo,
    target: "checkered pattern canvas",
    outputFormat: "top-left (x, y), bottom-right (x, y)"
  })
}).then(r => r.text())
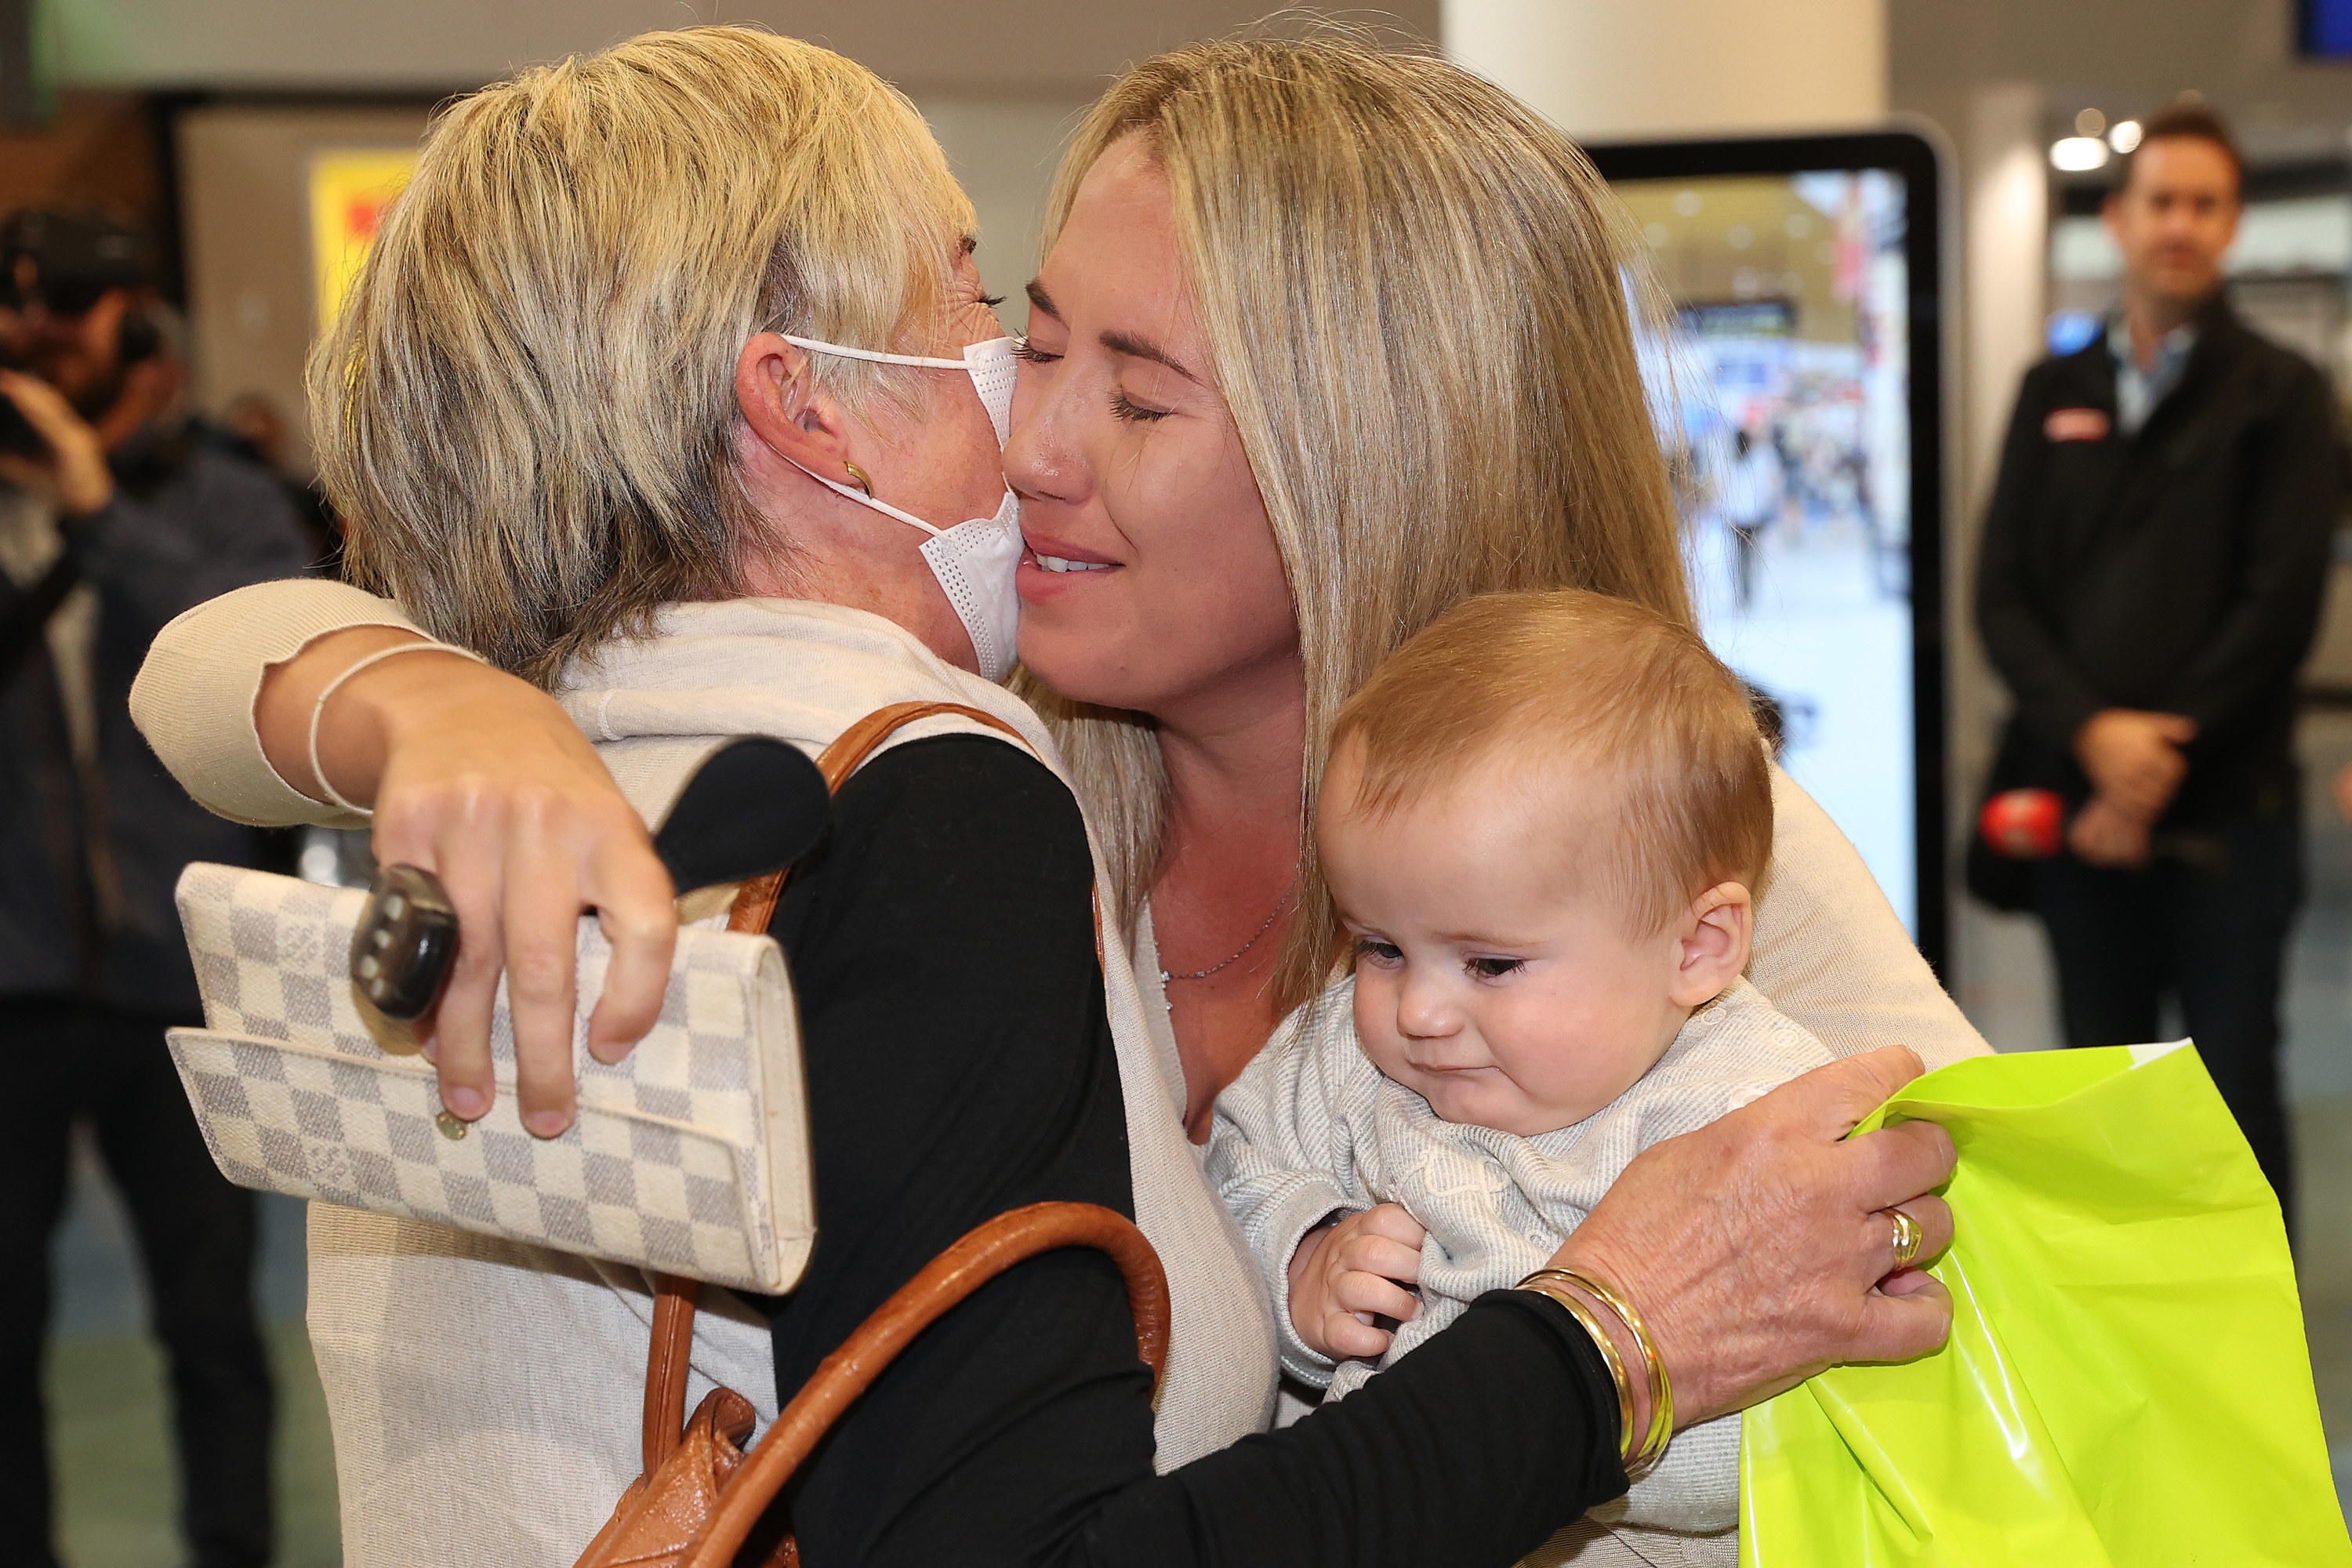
top-left (166, 863), bottom-right (815, 1294)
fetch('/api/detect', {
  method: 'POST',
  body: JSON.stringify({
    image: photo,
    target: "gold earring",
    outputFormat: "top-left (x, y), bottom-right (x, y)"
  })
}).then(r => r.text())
top-left (842, 461), bottom-right (874, 498)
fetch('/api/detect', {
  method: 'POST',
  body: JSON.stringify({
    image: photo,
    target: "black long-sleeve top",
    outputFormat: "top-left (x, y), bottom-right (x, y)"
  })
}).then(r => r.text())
top-left (742, 732), bottom-right (1629, 1566)
top-left (1974, 293), bottom-right (2343, 825)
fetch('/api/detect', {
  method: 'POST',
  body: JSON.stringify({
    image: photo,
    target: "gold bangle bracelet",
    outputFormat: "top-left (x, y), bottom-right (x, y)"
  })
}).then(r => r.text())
top-left (1522, 1266), bottom-right (1674, 1475)
top-left (1518, 1280), bottom-right (1635, 1464)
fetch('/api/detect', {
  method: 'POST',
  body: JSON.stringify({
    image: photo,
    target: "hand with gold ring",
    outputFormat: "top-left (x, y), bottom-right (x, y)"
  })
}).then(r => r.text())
top-left (1883, 1205), bottom-right (1926, 1272)
top-left (1539, 1047), bottom-right (1957, 1431)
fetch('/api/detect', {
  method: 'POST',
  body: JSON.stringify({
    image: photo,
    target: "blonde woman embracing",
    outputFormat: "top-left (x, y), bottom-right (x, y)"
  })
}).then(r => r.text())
top-left (133, 27), bottom-right (1969, 1567)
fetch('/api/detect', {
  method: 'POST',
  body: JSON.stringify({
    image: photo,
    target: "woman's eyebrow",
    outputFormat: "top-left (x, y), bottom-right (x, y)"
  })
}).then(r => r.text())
top-left (1022, 281), bottom-right (1200, 385)
top-left (1100, 329), bottom-right (1199, 384)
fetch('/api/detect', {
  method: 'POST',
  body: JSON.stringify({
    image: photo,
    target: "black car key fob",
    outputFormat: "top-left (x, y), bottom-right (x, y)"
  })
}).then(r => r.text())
top-left (343, 736), bottom-right (831, 1027)
top-left (350, 863), bottom-right (461, 1022)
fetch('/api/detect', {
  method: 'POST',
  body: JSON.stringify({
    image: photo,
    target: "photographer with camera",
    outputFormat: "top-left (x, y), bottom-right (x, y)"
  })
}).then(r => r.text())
top-left (0, 209), bottom-right (310, 1568)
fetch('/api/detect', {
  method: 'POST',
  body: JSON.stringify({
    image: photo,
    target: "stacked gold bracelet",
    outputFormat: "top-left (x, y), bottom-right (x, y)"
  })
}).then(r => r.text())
top-left (1517, 1265), bottom-right (1674, 1477)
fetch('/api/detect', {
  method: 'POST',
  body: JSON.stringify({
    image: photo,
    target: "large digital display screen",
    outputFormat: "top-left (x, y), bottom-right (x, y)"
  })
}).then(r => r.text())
top-left (1592, 135), bottom-right (1946, 967)
top-left (2303, 0), bottom-right (2352, 57)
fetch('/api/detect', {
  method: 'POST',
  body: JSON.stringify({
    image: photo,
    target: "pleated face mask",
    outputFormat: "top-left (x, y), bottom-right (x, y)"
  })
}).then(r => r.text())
top-left (780, 334), bottom-right (1025, 681)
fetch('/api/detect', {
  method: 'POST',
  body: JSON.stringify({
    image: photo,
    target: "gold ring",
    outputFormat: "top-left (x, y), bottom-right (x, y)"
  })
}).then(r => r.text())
top-left (1886, 1207), bottom-right (1923, 1270)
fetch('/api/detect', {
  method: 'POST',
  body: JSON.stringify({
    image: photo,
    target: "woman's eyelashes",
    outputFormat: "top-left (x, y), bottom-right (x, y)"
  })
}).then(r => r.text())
top-left (1002, 338), bottom-right (1167, 421)
top-left (1109, 388), bottom-right (1172, 423)
top-left (1467, 955), bottom-right (1526, 981)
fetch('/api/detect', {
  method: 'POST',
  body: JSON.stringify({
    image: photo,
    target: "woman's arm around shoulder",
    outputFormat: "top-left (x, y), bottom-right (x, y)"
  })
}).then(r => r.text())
top-left (130, 574), bottom-right (678, 1138)
top-left (1750, 768), bottom-right (1990, 1070)
top-left (129, 576), bottom-right (426, 826)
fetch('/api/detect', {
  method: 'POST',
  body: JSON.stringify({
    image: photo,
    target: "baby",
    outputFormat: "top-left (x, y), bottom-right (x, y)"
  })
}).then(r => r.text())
top-left (1207, 590), bottom-right (1833, 1568)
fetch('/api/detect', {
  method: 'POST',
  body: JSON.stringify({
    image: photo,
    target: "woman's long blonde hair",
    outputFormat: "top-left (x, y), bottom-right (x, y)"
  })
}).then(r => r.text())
top-left (312, 27), bottom-right (972, 686)
top-left (1016, 37), bottom-right (1691, 1009)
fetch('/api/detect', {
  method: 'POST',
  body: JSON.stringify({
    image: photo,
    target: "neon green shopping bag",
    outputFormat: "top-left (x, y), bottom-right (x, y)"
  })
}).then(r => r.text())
top-left (1740, 1042), bottom-right (2350, 1566)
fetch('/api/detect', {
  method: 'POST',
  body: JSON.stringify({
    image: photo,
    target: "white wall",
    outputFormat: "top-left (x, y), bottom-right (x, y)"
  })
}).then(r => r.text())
top-left (1443, 0), bottom-right (1886, 140)
top-left (1948, 82), bottom-right (2063, 1050)
top-left (176, 104), bottom-right (432, 475)
top-left (920, 93), bottom-right (1092, 307)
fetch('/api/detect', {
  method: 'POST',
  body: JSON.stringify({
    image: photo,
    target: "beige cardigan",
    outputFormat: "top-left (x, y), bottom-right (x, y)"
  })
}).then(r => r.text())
top-left (129, 580), bottom-right (1991, 1565)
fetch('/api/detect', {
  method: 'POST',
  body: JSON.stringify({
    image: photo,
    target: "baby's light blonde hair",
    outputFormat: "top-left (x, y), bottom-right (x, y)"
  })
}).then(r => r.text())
top-left (311, 26), bottom-right (974, 686)
top-left (1011, 36), bottom-right (1691, 1008)
top-left (1325, 590), bottom-right (1772, 946)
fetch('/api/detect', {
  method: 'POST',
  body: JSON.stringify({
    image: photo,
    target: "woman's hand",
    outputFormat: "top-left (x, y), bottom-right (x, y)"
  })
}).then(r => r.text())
top-left (256, 627), bottom-right (679, 1137)
top-left (1548, 1046), bottom-right (1955, 1432)
top-left (1287, 1203), bottom-right (1428, 1361)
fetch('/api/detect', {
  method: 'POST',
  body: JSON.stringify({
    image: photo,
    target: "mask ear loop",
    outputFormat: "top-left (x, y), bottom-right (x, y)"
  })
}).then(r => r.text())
top-left (778, 334), bottom-right (970, 371)
top-left (771, 334), bottom-right (987, 502)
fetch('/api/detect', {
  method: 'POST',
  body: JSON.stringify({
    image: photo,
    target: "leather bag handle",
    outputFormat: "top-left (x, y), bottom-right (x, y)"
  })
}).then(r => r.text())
top-left (684, 1201), bottom-right (1170, 1568)
top-left (638, 700), bottom-right (1064, 1476)
top-left (723, 702), bottom-right (1029, 935)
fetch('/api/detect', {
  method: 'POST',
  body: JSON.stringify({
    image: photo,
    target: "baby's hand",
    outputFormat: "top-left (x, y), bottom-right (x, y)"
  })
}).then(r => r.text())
top-left (1287, 1202), bottom-right (1428, 1362)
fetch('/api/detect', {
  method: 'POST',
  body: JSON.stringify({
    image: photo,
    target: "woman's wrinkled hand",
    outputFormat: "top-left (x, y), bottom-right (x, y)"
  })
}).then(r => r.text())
top-left (256, 627), bottom-right (679, 1138)
top-left (1287, 1202), bottom-right (1428, 1362)
top-left (1548, 1045), bottom-right (1956, 1431)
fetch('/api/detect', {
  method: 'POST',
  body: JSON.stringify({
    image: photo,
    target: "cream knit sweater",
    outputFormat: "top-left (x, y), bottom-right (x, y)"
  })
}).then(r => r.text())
top-left (129, 579), bottom-right (1991, 1565)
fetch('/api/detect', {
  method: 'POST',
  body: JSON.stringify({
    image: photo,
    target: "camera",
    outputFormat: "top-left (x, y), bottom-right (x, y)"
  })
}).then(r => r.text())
top-left (0, 209), bottom-right (162, 458)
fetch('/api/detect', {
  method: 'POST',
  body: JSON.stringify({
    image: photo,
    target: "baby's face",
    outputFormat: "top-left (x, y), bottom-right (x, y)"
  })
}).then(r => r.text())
top-left (1320, 749), bottom-right (1697, 1138)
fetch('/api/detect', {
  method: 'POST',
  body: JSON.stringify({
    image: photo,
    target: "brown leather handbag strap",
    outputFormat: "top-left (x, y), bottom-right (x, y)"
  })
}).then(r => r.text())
top-left (684, 1201), bottom-right (1170, 1568)
top-left (639, 701), bottom-right (1054, 1477)
top-left (641, 1276), bottom-right (702, 1475)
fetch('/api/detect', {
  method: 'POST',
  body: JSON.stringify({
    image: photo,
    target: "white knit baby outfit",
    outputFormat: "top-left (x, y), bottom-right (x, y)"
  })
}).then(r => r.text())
top-left (1208, 974), bottom-right (1831, 1567)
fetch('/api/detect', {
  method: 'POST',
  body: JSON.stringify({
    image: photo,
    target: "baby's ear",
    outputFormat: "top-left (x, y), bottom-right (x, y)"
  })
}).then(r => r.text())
top-left (1670, 881), bottom-right (1754, 1009)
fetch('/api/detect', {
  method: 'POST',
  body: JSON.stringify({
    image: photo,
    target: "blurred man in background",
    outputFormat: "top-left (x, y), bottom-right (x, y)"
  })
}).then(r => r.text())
top-left (0, 209), bottom-right (307, 1568)
top-left (1976, 104), bottom-right (2343, 1230)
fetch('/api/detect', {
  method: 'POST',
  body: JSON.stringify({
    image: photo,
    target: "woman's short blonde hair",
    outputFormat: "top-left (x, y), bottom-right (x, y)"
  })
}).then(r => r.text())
top-left (312, 26), bottom-right (973, 685)
top-left (1015, 37), bottom-right (1690, 1007)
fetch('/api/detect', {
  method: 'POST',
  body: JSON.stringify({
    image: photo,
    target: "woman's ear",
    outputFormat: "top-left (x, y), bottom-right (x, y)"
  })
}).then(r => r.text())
top-left (1668, 881), bottom-right (1754, 1010)
top-left (735, 333), bottom-right (859, 481)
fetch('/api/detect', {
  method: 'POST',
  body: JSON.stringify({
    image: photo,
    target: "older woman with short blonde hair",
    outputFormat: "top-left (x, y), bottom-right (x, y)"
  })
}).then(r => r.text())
top-left (133, 27), bottom-right (1967, 1566)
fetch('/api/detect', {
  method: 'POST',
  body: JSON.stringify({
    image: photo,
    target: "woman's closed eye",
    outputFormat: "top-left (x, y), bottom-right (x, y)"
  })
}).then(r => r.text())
top-left (1011, 338), bottom-right (1061, 366)
top-left (1110, 387), bottom-right (1172, 423)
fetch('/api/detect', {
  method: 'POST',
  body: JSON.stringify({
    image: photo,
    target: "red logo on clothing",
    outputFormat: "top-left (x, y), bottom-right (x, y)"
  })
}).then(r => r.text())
top-left (2044, 407), bottom-right (2111, 443)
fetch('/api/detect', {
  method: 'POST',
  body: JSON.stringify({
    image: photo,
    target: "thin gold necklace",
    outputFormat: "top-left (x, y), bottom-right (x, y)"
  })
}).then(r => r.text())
top-left (1161, 882), bottom-right (1294, 985)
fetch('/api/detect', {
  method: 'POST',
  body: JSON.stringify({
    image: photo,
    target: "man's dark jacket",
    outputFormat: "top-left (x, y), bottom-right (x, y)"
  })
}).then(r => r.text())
top-left (1976, 292), bottom-right (2345, 827)
top-left (0, 426), bottom-right (312, 1014)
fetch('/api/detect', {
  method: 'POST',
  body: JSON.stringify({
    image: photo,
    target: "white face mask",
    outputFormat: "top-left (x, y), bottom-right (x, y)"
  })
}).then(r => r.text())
top-left (778, 334), bottom-right (1023, 681)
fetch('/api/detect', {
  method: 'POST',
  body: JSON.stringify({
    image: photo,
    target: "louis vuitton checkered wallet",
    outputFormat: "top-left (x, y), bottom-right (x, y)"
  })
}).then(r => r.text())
top-left (164, 861), bottom-right (815, 1295)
